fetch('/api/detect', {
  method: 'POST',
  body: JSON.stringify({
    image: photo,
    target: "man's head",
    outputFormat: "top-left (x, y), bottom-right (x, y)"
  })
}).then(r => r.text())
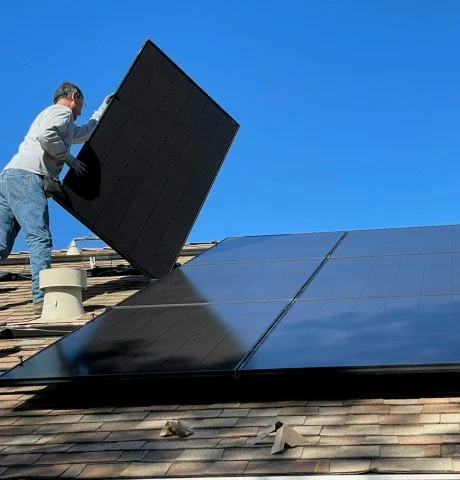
top-left (53, 82), bottom-right (85, 120)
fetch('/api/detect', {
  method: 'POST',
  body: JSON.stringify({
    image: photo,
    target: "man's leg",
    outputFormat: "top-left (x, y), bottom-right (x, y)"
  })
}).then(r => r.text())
top-left (3, 169), bottom-right (52, 304)
top-left (0, 171), bottom-right (21, 260)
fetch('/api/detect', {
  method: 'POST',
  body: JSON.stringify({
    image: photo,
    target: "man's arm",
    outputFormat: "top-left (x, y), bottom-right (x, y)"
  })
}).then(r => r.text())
top-left (35, 106), bottom-right (86, 175)
top-left (35, 107), bottom-right (73, 161)
top-left (72, 117), bottom-right (97, 144)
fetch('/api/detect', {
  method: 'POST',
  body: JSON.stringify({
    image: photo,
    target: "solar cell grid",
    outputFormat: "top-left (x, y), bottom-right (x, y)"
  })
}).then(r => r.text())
top-left (57, 39), bottom-right (239, 279)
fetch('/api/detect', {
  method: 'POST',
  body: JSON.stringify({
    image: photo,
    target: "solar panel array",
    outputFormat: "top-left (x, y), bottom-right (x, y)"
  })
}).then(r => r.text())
top-left (3, 225), bottom-right (460, 386)
top-left (56, 39), bottom-right (239, 279)
top-left (0, 231), bottom-right (343, 383)
top-left (243, 225), bottom-right (460, 372)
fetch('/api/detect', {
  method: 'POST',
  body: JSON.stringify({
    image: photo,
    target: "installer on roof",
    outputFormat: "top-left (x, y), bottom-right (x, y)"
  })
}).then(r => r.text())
top-left (0, 82), bottom-right (113, 316)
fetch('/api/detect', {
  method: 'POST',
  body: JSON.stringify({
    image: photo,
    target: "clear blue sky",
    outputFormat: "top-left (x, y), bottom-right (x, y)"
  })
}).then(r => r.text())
top-left (1, 0), bottom-right (459, 252)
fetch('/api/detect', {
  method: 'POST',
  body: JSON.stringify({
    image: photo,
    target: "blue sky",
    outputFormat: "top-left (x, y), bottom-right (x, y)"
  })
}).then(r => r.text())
top-left (1, 0), bottom-right (460, 252)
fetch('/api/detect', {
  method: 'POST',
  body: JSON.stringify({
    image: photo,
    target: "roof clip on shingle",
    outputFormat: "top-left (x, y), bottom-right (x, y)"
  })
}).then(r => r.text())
top-left (160, 419), bottom-right (194, 438)
top-left (252, 420), bottom-right (306, 454)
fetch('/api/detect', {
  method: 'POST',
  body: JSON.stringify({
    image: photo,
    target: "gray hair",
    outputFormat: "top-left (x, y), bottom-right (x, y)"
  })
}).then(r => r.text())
top-left (53, 82), bottom-right (84, 104)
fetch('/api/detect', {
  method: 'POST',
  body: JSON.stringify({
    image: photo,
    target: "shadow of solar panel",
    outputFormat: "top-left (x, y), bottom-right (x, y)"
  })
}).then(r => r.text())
top-left (119, 258), bottom-right (323, 306)
top-left (56, 39), bottom-right (239, 279)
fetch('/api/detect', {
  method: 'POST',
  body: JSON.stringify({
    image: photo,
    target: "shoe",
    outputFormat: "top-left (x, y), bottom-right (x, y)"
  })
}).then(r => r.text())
top-left (33, 301), bottom-right (43, 316)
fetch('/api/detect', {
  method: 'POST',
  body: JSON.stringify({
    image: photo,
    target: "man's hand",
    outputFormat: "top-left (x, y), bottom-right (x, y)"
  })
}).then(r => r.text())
top-left (92, 93), bottom-right (115, 122)
top-left (65, 154), bottom-right (87, 175)
top-left (101, 93), bottom-right (115, 113)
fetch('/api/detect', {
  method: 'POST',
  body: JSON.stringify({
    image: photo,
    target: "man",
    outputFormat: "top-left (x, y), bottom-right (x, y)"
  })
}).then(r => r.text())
top-left (0, 82), bottom-right (113, 315)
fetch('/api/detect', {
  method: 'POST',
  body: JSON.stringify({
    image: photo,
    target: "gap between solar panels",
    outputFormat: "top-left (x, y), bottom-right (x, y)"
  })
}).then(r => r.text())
top-left (54, 39), bottom-right (239, 280)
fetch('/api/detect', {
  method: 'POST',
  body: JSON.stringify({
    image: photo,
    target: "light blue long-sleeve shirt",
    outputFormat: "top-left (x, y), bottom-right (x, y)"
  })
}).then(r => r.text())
top-left (4, 104), bottom-right (101, 179)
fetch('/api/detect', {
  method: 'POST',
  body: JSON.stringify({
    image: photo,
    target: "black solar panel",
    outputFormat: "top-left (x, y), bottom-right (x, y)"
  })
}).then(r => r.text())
top-left (0, 303), bottom-right (286, 382)
top-left (300, 253), bottom-right (460, 299)
top-left (242, 225), bottom-right (460, 374)
top-left (189, 231), bottom-right (345, 264)
top-left (0, 232), bottom-right (333, 384)
top-left (5, 226), bottom-right (460, 389)
top-left (333, 225), bottom-right (460, 257)
top-left (242, 295), bottom-right (460, 369)
top-left (120, 259), bottom-right (323, 306)
top-left (57, 39), bottom-right (239, 279)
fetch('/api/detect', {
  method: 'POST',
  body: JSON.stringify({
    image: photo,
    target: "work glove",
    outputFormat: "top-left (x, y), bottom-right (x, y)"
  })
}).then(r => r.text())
top-left (65, 154), bottom-right (87, 175)
top-left (92, 93), bottom-right (115, 122)
top-left (100, 93), bottom-right (115, 113)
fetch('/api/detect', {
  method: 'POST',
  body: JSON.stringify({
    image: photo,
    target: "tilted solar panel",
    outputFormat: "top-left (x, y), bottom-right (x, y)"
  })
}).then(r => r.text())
top-left (56, 39), bottom-right (239, 279)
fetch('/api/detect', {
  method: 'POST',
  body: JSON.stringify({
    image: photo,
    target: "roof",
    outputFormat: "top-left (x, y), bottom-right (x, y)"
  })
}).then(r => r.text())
top-left (1, 243), bottom-right (460, 478)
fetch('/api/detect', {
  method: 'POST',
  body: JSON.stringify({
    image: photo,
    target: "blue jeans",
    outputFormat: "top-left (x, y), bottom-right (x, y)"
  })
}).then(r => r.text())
top-left (0, 169), bottom-right (52, 303)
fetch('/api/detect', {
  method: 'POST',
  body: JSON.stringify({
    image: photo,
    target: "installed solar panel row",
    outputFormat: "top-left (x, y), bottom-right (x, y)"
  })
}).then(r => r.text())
top-left (3, 225), bottom-right (460, 387)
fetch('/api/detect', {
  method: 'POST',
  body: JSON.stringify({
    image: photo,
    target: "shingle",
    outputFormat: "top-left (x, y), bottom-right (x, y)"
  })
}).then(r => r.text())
top-left (330, 459), bottom-right (372, 473)
top-left (68, 441), bottom-right (146, 452)
top-left (302, 445), bottom-right (379, 459)
top-left (176, 449), bottom-right (224, 461)
top-left (167, 460), bottom-right (247, 476)
top-left (13, 414), bottom-right (84, 425)
top-left (248, 408), bottom-right (281, 417)
top-left (117, 451), bottom-right (148, 462)
top-left (0, 453), bottom-right (42, 466)
top-left (2, 443), bottom-right (73, 454)
top-left (381, 445), bottom-right (440, 457)
top-left (61, 464), bottom-right (86, 477)
top-left (51, 432), bottom-right (109, 443)
top-left (119, 462), bottom-right (172, 476)
top-left (379, 414), bottom-right (439, 424)
top-left (319, 435), bottom-right (398, 446)
top-left (288, 459), bottom-right (330, 473)
top-left (80, 412), bottom-right (148, 423)
top-left (441, 414), bottom-right (460, 423)
top-left (321, 425), bottom-right (381, 436)
top-left (422, 404), bottom-right (460, 413)
top-left (244, 460), bottom-right (293, 474)
top-left (390, 406), bottom-right (424, 414)
top-left (413, 458), bottom-right (453, 471)
top-left (101, 419), bottom-right (164, 431)
top-left (442, 445), bottom-right (460, 457)
top-left (142, 439), bottom-right (220, 450)
top-left (37, 451), bottom-right (122, 464)
top-left (304, 414), bottom-right (378, 425)
top-left (78, 463), bottom-right (129, 478)
top-left (0, 435), bottom-right (42, 445)
top-left (34, 422), bottom-right (103, 434)
top-left (383, 399), bottom-right (420, 405)
top-left (223, 447), bottom-right (302, 460)
top-left (399, 435), bottom-right (442, 445)
top-left (220, 409), bottom-right (250, 417)
top-left (279, 407), bottom-right (319, 415)
top-left (188, 417), bottom-right (238, 428)
top-left (2, 464), bottom-right (71, 478)
top-left (237, 415), bottom-right (306, 427)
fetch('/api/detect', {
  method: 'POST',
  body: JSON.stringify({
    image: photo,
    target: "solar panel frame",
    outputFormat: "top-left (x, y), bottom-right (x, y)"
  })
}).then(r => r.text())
top-left (55, 39), bottom-right (239, 280)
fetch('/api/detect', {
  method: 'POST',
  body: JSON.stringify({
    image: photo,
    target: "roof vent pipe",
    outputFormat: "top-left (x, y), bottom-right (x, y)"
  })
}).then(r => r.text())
top-left (36, 268), bottom-right (87, 322)
top-left (66, 236), bottom-right (101, 256)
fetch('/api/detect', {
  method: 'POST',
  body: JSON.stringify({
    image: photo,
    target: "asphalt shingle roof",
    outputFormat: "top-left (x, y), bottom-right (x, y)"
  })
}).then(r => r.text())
top-left (1, 243), bottom-right (460, 477)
